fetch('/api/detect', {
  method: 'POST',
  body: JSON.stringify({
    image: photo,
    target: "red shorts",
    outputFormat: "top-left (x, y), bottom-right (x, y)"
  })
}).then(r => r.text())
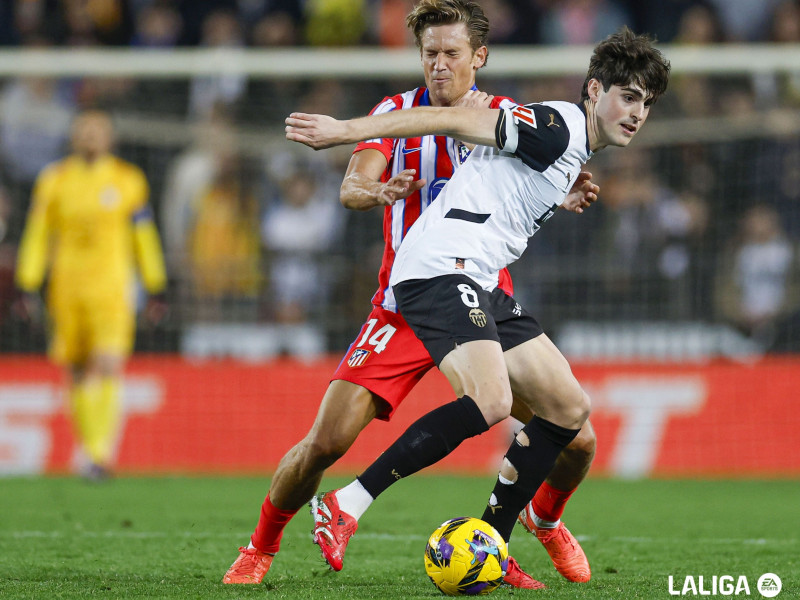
top-left (331, 306), bottom-right (435, 420)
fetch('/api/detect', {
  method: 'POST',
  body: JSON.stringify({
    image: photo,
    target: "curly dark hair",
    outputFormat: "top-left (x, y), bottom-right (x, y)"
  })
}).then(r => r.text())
top-left (580, 26), bottom-right (671, 104)
top-left (406, 0), bottom-right (490, 64)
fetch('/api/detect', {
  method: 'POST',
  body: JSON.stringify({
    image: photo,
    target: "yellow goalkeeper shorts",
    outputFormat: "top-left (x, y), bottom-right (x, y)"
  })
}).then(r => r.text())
top-left (48, 287), bottom-right (135, 366)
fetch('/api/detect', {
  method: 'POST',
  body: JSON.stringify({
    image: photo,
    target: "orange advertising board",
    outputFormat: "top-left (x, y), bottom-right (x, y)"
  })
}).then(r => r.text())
top-left (0, 355), bottom-right (796, 476)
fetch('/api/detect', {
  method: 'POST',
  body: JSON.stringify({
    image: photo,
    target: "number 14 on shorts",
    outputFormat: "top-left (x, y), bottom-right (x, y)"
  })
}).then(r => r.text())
top-left (347, 318), bottom-right (397, 368)
top-left (355, 319), bottom-right (397, 354)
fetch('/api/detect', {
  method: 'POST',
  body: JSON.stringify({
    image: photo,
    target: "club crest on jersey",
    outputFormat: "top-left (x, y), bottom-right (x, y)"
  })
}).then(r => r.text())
top-left (511, 106), bottom-right (536, 128)
top-left (347, 348), bottom-right (371, 368)
top-left (99, 186), bottom-right (121, 208)
top-left (469, 308), bottom-right (487, 327)
top-left (457, 143), bottom-right (471, 164)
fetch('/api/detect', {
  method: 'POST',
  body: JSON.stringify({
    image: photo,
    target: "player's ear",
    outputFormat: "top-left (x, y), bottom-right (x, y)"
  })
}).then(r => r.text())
top-left (473, 46), bottom-right (487, 69)
top-left (587, 78), bottom-right (602, 102)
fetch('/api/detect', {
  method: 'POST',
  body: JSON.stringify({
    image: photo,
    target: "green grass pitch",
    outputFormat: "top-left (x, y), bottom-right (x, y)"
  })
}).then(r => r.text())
top-left (0, 476), bottom-right (797, 599)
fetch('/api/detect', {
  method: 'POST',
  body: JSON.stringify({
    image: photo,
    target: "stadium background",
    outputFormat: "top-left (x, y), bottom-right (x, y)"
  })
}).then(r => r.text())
top-left (0, 0), bottom-right (799, 478)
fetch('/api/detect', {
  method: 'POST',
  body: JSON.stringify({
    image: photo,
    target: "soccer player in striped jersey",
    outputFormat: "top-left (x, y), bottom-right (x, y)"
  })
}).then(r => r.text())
top-left (15, 110), bottom-right (167, 480)
top-left (286, 24), bottom-right (670, 585)
top-left (223, 0), bottom-right (596, 587)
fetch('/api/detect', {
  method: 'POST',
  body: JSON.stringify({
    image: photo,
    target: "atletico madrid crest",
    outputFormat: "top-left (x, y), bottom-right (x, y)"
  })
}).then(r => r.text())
top-left (457, 143), bottom-right (471, 164)
top-left (347, 348), bottom-right (371, 368)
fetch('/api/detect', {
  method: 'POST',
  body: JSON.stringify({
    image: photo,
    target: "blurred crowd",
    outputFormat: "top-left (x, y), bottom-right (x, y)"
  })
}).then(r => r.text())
top-left (1, 0), bottom-right (800, 48)
top-left (2, 0), bottom-right (800, 358)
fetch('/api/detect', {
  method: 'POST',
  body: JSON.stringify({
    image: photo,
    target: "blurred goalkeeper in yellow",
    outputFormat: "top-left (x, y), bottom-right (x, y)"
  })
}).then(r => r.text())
top-left (15, 109), bottom-right (167, 479)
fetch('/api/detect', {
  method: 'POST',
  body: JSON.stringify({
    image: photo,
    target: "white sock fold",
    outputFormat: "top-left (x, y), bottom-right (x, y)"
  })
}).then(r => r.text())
top-left (531, 508), bottom-right (560, 530)
top-left (336, 479), bottom-right (374, 521)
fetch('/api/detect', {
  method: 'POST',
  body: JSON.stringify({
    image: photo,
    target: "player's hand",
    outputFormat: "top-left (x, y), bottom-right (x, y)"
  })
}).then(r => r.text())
top-left (454, 90), bottom-right (494, 109)
top-left (143, 292), bottom-right (168, 327)
top-left (285, 113), bottom-right (347, 150)
top-left (378, 169), bottom-right (426, 206)
top-left (453, 92), bottom-right (494, 151)
top-left (561, 171), bottom-right (599, 214)
top-left (11, 290), bottom-right (43, 327)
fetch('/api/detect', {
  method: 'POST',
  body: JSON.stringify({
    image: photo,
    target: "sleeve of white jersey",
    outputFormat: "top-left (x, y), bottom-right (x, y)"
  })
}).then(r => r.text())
top-left (494, 104), bottom-right (571, 172)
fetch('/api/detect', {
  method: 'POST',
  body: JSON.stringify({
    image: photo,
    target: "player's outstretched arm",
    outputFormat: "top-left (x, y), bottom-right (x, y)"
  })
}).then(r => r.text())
top-left (286, 107), bottom-right (501, 150)
top-left (453, 90), bottom-right (495, 152)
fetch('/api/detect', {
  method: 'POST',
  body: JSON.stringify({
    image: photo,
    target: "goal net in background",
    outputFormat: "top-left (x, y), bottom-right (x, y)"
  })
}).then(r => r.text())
top-left (0, 45), bottom-right (799, 477)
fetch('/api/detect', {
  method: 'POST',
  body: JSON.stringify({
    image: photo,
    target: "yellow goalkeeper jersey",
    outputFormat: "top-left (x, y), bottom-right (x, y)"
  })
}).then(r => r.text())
top-left (16, 154), bottom-right (166, 298)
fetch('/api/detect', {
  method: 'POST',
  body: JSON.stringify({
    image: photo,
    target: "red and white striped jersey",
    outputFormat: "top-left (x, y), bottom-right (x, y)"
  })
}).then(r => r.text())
top-left (354, 86), bottom-right (517, 311)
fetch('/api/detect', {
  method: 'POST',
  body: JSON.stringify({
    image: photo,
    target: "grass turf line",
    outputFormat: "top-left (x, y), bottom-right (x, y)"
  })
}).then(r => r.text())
top-left (0, 476), bottom-right (797, 599)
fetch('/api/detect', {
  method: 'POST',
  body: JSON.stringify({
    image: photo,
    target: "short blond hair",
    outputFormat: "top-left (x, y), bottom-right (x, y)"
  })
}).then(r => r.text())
top-left (406, 0), bottom-right (490, 64)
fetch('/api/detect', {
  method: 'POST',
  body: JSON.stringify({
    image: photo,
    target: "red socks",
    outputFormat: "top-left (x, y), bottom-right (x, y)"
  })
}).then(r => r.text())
top-left (250, 495), bottom-right (298, 554)
top-left (531, 481), bottom-right (575, 523)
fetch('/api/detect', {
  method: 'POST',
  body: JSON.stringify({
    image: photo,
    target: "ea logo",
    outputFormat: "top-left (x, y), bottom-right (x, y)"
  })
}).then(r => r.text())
top-left (469, 308), bottom-right (487, 327)
top-left (757, 573), bottom-right (781, 597)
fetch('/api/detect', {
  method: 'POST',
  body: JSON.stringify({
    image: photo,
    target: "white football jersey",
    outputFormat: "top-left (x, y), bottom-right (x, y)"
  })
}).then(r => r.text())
top-left (389, 101), bottom-right (593, 291)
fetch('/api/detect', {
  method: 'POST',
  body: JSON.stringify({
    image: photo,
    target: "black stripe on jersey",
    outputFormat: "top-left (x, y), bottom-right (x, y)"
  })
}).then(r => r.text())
top-left (495, 110), bottom-right (508, 149)
top-left (445, 208), bottom-right (491, 223)
top-left (514, 104), bottom-right (570, 173)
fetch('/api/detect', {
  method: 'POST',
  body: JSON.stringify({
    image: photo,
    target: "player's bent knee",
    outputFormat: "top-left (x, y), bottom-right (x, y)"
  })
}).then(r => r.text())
top-left (577, 389), bottom-right (592, 422)
top-left (303, 433), bottom-right (352, 469)
top-left (553, 387), bottom-right (591, 429)
top-left (576, 418), bottom-right (597, 449)
top-left (477, 391), bottom-right (513, 426)
top-left (564, 423), bottom-right (597, 461)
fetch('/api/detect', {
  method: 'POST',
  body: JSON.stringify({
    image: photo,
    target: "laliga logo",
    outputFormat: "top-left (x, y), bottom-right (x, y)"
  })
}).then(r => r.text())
top-left (668, 573), bottom-right (782, 597)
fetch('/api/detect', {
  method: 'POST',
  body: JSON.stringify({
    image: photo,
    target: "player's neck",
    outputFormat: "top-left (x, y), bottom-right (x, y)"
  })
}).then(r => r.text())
top-left (583, 99), bottom-right (605, 152)
top-left (77, 151), bottom-right (106, 164)
top-left (431, 86), bottom-right (475, 108)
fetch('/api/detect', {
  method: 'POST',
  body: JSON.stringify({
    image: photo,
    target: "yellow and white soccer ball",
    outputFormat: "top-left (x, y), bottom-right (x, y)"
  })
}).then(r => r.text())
top-left (423, 517), bottom-right (508, 596)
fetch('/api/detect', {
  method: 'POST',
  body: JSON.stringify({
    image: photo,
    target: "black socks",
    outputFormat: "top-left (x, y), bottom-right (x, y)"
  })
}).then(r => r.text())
top-left (482, 415), bottom-right (580, 542)
top-left (358, 395), bottom-right (489, 499)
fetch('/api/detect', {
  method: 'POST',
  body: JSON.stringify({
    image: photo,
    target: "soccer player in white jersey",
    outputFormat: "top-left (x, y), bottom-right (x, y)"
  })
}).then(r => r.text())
top-left (286, 25), bottom-right (671, 580)
top-left (223, 0), bottom-right (596, 588)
